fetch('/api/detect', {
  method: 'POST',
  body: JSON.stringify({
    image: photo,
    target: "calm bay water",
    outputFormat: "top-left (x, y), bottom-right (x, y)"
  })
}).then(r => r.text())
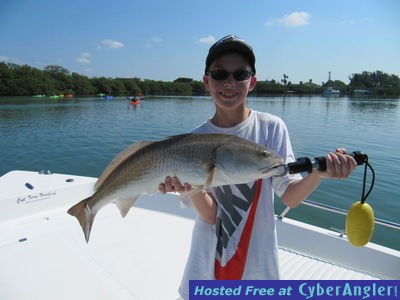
top-left (1, 95), bottom-right (399, 250)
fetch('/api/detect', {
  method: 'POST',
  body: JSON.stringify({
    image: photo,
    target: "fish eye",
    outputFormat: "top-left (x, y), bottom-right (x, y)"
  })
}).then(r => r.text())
top-left (261, 151), bottom-right (270, 158)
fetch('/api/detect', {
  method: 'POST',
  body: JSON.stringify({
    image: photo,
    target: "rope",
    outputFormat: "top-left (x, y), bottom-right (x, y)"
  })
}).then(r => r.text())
top-left (360, 155), bottom-right (375, 204)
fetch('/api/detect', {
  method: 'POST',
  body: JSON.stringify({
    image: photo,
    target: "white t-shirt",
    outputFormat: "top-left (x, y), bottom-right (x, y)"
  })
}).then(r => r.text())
top-left (178, 110), bottom-right (301, 299)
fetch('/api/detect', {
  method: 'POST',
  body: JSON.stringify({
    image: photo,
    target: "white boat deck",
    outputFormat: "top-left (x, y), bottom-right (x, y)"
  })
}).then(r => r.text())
top-left (0, 171), bottom-right (397, 299)
top-left (279, 247), bottom-right (379, 280)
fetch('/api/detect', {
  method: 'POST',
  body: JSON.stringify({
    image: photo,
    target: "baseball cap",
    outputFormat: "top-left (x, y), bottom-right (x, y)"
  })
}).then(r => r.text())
top-left (205, 35), bottom-right (256, 74)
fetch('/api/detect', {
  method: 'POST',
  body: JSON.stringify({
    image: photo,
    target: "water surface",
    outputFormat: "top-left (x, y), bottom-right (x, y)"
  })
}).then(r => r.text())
top-left (1, 95), bottom-right (399, 249)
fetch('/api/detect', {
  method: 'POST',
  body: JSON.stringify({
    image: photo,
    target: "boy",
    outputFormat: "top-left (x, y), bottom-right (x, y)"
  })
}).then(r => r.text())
top-left (159, 35), bottom-right (356, 299)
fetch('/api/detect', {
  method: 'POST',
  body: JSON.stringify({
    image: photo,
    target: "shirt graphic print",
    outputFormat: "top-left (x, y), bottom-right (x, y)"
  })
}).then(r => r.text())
top-left (213, 179), bottom-right (263, 280)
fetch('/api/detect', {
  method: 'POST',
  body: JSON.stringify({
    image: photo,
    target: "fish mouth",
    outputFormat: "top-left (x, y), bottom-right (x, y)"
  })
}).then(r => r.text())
top-left (261, 163), bottom-right (286, 176)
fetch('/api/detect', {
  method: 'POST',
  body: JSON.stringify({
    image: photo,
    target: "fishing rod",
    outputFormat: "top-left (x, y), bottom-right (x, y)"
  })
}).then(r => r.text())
top-left (277, 151), bottom-right (367, 176)
top-left (275, 151), bottom-right (376, 247)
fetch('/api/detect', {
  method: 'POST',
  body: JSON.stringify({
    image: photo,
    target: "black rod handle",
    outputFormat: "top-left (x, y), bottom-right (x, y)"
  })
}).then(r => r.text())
top-left (287, 157), bottom-right (313, 174)
top-left (287, 151), bottom-right (366, 174)
top-left (314, 151), bottom-right (366, 171)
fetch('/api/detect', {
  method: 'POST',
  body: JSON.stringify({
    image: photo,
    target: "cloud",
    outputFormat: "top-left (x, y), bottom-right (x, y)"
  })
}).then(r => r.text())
top-left (339, 17), bottom-right (374, 26)
top-left (145, 36), bottom-right (163, 48)
top-left (76, 52), bottom-right (91, 64)
top-left (266, 11), bottom-right (310, 28)
top-left (279, 11), bottom-right (310, 27)
top-left (197, 35), bottom-right (216, 44)
top-left (101, 39), bottom-right (125, 49)
top-left (264, 20), bottom-right (275, 27)
top-left (340, 19), bottom-right (356, 25)
top-left (150, 37), bottom-right (163, 43)
top-left (0, 55), bottom-right (22, 64)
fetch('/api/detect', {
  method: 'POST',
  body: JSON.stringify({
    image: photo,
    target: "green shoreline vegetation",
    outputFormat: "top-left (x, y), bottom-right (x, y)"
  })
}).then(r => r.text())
top-left (1, 62), bottom-right (399, 97)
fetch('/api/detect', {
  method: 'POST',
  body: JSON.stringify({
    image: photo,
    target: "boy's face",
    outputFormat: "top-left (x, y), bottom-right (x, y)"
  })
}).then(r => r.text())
top-left (203, 52), bottom-right (257, 112)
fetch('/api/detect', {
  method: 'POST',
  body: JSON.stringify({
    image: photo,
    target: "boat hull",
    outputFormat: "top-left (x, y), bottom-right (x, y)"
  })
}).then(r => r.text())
top-left (0, 171), bottom-right (398, 299)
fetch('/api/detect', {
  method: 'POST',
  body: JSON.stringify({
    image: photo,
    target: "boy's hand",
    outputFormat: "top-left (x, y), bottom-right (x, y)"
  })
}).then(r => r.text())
top-left (317, 148), bottom-right (357, 179)
top-left (159, 176), bottom-right (193, 194)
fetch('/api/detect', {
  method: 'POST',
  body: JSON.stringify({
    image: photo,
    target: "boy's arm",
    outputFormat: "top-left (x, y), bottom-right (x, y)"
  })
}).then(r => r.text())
top-left (281, 150), bottom-right (357, 208)
top-left (159, 176), bottom-right (217, 224)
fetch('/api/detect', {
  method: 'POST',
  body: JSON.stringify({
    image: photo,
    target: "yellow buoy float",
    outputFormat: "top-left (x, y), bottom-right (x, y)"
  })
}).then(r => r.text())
top-left (344, 152), bottom-right (376, 247)
top-left (345, 201), bottom-right (375, 247)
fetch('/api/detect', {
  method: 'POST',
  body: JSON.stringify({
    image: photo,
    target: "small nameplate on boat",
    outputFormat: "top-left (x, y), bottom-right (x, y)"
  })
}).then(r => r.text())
top-left (16, 191), bottom-right (57, 204)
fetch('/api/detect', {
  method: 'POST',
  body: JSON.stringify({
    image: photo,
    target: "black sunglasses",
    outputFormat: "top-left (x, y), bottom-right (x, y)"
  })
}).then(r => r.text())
top-left (208, 69), bottom-right (254, 81)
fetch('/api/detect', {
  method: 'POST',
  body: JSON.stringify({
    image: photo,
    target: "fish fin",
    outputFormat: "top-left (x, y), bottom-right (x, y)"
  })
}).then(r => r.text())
top-left (204, 166), bottom-right (216, 189)
top-left (115, 196), bottom-right (140, 217)
top-left (68, 197), bottom-right (95, 243)
top-left (165, 133), bottom-right (192, 140)
top-left (179, 167), bottom-right (216, 200)
top-left (95, 141), bottom-right (153, 190)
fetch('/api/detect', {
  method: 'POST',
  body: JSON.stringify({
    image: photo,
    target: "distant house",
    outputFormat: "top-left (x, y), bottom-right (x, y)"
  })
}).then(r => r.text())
top-left (353, 89), bottom-right (371, 95)
top-left (323, 86), bottom-right (340, 97)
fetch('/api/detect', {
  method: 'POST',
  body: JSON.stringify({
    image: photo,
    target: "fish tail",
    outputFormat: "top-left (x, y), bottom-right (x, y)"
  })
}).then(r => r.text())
top-left (67, 197), bottom-right (95, 243)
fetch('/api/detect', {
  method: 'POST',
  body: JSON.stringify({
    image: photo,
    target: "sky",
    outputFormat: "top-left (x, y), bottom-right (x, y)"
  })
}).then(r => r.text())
top-left (1, 0), bottom-right (399, 84)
